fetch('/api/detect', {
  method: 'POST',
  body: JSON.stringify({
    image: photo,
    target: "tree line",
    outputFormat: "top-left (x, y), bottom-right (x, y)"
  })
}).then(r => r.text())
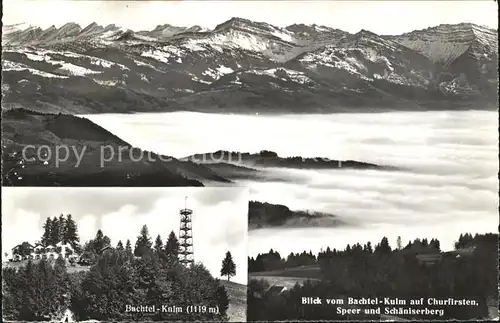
top-left (248, 233), bottom-right (498, 321)
top-left (249, 236), bottom-right (443, 272)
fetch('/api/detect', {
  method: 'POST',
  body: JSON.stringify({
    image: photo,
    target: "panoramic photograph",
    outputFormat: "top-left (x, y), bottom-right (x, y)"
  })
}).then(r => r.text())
top-left (1, 0), bottom-right (498, 321)
top-left (2, 187), bottom-right (249, 322)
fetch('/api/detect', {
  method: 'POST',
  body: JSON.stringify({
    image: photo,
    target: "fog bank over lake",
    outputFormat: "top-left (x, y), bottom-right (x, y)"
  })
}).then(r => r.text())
top-left (85, 110), bottom-right (498, 255)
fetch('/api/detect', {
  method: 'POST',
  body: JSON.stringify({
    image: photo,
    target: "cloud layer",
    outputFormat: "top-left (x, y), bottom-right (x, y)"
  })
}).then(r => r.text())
top-left (86, 110), bottom-right (498, 256)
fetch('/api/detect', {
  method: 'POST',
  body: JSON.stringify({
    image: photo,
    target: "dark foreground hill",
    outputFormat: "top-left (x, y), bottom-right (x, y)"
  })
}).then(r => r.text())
top-left (249, 201), bottom-right (345, 229)
top-left (1, 108), bottom-right (230, 186)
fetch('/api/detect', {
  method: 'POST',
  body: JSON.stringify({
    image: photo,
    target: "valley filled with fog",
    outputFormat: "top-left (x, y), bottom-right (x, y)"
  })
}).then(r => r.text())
top-left (85, 110), bottom-right (498, 255)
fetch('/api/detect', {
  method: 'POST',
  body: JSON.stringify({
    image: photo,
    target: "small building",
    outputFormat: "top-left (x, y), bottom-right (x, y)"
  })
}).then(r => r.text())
top-left (44, 245), bottom-right (59, 260)
top-left (34, 244), bottom-right (44, 254)
top-left (56, 242), bottom-right (74, 258)
top-left (11, 243), bottom-right (35, 261)
top-left (265, 285), bottom-right (288, 297)
top-left (450, 246), bottom-right (476, 257)
top-left (415, 253), bottom-right (442, 265)
top-left (67, 254), bottom-right (79, 263)
top-left (441, 246), bottom-right (476, 260)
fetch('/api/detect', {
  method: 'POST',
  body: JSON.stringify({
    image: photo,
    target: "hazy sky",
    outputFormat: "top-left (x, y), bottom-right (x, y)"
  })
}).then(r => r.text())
top-left (3, 0), bottom-right (497, 35)
top-left (2, 187), bottom-right (249, 284)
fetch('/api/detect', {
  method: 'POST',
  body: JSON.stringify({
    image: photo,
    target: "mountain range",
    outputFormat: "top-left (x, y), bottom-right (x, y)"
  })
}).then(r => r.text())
top-left (2, 19), bottom-right (497, 114)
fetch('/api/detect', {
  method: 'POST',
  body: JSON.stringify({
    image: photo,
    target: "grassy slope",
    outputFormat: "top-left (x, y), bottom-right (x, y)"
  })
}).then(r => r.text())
top-left (220, 280), bottom-right (247, 322)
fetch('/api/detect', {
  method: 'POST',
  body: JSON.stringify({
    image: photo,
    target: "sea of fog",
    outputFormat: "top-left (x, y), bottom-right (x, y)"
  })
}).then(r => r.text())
top-left (84, 111), bottom-right (499, 256)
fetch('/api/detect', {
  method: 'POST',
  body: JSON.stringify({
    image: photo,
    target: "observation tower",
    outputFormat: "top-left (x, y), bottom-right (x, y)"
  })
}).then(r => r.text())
top-left (179, 197), bottom-right (194, 267)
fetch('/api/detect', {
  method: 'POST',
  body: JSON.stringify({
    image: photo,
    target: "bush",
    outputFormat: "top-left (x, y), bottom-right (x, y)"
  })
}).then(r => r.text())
top-left (2, 259), bottom-right (70, 320)
top-left (71, 249), bottom-right (230, 321)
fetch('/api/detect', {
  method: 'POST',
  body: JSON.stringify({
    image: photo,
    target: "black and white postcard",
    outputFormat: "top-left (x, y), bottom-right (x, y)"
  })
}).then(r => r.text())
top-left (2, 187), bottom-right (248, 322)
top-left (1, 0), bottom-right (499, 322)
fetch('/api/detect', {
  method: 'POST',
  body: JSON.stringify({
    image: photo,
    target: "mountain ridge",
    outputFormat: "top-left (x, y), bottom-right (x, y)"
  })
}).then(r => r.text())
top-left (2, 19), bottom-right (497, 114)
top-left (1, 108), bottom-right (231, 186)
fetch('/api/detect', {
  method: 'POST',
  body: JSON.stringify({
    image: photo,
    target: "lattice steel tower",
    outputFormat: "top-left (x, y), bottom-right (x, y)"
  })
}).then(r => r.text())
top-left (179, 197), bottom-right (194, 267)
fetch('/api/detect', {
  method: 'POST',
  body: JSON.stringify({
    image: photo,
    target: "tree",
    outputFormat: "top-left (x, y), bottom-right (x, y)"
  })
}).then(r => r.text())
top-left (125, 239), bottom-right (133, 258)
top-left (41, 217), bottom-right (52, 246)
top-left (366, 241), bottom-right (373, 253)
top-left (84, 229), bottom-right (111, 255)
top-left (96, 230), bottom-right (111, 252)
top-left (134, 225), bottom-right (152, 257)
top-left (72, 253), bottom-right (229, 321)
top-left (49, 216), bottom-right (61, 245)
top-left (430, 238), bottom-right (441, 251)
top-left (220, 251), bottom-right (236, 281)
top-left (75, 248), bottom-right (138, 321)
top-left (164, 231), bottom-right (180, 259)
top-left (13, 242), bottom-right (33, 258)
top-left (116, 240), bottom-right (124, 252)
top-left (397, 236), bottom-right (402, 250)
top-left (375, 237), bottom-right (392, 254)
top-left (455, 233), bottom-right (474, 249)
top-left (63, 214), bottom-right (80, 250)
top-left (2, 258), bottom-right (70, 320)
top-left (154, 235), bottom-right (163, 254)
top-left (214, 284), bottom-right (230, 318)
top-left (94, 229), bottom-right (105, 251)
top-left (58, 214), bottom-right (66, 243)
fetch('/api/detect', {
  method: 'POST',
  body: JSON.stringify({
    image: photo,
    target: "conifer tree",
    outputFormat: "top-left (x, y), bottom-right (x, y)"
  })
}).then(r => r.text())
top-left (214, 284), bottom-right (230, 318)
top-left (220, 251), bottom-right (236, 281)
top-left (94, 229), bottom-right (105, 252)
top-left (41, 217), bottom-right (52, 246)
top-left (58, 214), bottom-right (66, 243)
top-left (165, 231), bottom-right (180, 259)
top-left (433, 239), bottom-right (441, 251)
top-left (154, 235), bottom-right (163, 254)
top-left (366, 241), bottom-right (373, 253)
top-left (116, 240), bottom-right (124, 251)
top-left (49, 216), bottom-right (60, 246)
top-left (134, 225), bottom-right (152, 257)
top-left (63, 214), bottom-right (80, 249)
top-left (375, 236), bottom-right (391, 254)
top-left (125, 239), bottom-right (133, 257)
